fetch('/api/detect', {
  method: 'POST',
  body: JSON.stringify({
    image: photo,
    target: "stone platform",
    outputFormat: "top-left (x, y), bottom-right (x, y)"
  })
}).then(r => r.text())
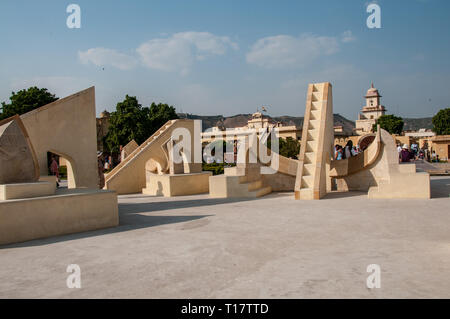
top-left (142, 171), bottom-right (212, 197)
top-left (0, 188), bottom-right (118, 245)
top-left (0, 181), bottom-right (55, 200)
top-left (1, 176), bottom-right (448, 298)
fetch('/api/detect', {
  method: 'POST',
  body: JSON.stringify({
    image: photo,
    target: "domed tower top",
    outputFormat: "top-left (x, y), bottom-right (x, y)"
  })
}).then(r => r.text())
top-left (365, 82), bottom-right (381, 98)
top-left (99, 110), bottom-right (110, 118)
top-left (361, 82), bottom-right (386, 114)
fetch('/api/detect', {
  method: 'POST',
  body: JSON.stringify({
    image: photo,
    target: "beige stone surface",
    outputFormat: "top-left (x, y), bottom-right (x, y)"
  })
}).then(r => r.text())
top-left (0, 188), bottom-right (118, 246)
top-left (20, 87), bottom-right (98, 189)
top-left (0, 177), bottom-right (448, 298)
top-left (0, 115), bottom-right (39, 184)
top-left (0, 182), bottom-right (55, 200)
top-left (142, 172), bottom-right (212, 197)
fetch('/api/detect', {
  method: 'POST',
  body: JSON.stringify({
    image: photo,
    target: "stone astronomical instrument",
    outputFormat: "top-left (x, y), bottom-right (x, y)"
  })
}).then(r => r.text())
top-left (0, 115), bottom-right (40, 184)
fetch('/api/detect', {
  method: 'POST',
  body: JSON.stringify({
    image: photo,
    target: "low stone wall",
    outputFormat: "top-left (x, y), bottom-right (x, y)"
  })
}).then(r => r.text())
top-left (0, 189), bottom-right (118, 246)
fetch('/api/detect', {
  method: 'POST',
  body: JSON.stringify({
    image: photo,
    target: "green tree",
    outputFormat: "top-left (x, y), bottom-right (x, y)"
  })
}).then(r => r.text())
top-left (432, 108), bottom-right (450, 135)
top-left (280, 137), bottom-right (301, 159)
top-left (0, 87), bottom-right (58, 120)
top-left (146, 102), bottom-right (179, 136)
top-left (373, 114), bottom-right (404, 135)
top-left (105, 96), bottom-right (178, 153)
top-left (267, 136), bottom-right (301, 159)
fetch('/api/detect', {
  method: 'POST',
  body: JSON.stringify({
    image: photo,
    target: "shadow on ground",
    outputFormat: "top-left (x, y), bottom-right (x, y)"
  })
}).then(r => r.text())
top-left (430, 177), bottom-right (450, 199)
top-left (322, 191), bottom-right (366, 200)
top-left (119, 196), bottom-right (260, 215)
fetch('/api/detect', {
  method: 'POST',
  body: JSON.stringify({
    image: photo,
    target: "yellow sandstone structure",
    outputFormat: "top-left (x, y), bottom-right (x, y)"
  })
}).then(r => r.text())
top-left (293, 82), bottom-right (430, 200)
top-left (0, 88), bottom-right (119, 246)
top-left (105, 119), bottom-right (211, 196)
top-left (330, 128), bottom-right (430, 198)
top-left (209, 82), bottom-right (430, 200)
top-left (20, 87), bottom-right (99, 189)
top-left (294, 82), bottom-right (334, 200)
top-left (121, 139), bottom-right (139, 161)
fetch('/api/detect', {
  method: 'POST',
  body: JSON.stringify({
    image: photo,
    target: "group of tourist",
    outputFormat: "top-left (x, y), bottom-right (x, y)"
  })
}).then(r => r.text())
top-left (334, 140), bottom-right (361, 160)
top-left (397, 143), bottom-right (438, 163)
top-left (334, 139), bottom-right (438, 164)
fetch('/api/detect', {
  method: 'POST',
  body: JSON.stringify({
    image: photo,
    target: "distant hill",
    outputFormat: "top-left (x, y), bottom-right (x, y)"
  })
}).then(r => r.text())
top-left (178, 113), bottom-right (356, 134)
top-left (178, 113), bottom-right (434, 134)
top-left (403, 117), bottom-right (433, 131)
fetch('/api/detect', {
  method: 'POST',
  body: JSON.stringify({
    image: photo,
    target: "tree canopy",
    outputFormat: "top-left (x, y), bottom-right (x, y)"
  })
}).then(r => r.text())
top-left (373, 114), bottom-right (404, 135)
top-left (0, 87), bottom-right (58, 120)
top-left (105, 95), bottom-right (178, 153)
top-left (267, 136), bottom-right (300, 159)
top-left (432, 108), bottom-right (450, 135)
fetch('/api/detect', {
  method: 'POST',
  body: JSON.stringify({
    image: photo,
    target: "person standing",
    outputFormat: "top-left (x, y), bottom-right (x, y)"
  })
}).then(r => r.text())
top-left (50, 156), bottom-right (60, 187)
top-left (400, 144), bottom-right (413, 163)
top-left (98, 153), bottom-right (105, 189)
top-left (335, 145), bottom-right (343, 160)
top-left (343, 140), bottom-right (354, 159)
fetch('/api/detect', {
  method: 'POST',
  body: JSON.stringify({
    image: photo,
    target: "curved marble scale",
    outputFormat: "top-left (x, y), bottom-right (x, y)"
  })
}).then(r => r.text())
top-left (0, 115), bottom-right (39, 184)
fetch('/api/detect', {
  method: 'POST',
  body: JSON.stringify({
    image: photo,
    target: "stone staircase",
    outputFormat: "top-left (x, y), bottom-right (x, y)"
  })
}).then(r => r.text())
top-left (106, 119), bottom-right (177, 181)
top-left (104, 119), bottom-right (183, 194)
top-left (295, 82), bottom-right (334, 200)
top-left (209, 164), bottom-right (272, 198)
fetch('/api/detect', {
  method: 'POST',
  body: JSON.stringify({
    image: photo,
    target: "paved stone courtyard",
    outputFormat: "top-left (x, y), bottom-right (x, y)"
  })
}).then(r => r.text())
top-left (0, 176), bottom-right (449, 298)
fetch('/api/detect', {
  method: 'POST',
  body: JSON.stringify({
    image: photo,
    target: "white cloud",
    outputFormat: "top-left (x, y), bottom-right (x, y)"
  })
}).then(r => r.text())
top-left (78, 48), bottom-right (138, 70)
top-left (341, 30), bottom-right (356, 43)
top-left (246, 34), bottom-right (339, 69)
top-left (137, 32), bottom-right (238, 75)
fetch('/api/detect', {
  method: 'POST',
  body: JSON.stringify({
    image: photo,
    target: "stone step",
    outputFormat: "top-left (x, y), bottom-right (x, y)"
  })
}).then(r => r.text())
top-left (247, 179), bottom-right (263, 191)
top-left (306, 141), bottom-right (317, 152)
top-left (249, 185), bottom-right (272, 198)
top-left (310, 110), bottom-right (321, 120)
top-left (301, 175), bottom-right (314, 188)
top-left (307, 128), bottom-right (318, 139)
top-left (303, 164), bottom-right (315, 176)
top-left (311, 101), bottom-right (321, 110)
top-left (309, 120), bottom-right (319, 130)
top-left (304, 152), bottom-right (315, 164)
top-left (311, 91), bottom-right (321, 102)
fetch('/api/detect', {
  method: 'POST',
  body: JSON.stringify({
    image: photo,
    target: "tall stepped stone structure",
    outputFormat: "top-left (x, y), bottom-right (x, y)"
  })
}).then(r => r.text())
top-left (294, 82), bottom-right (334, 200)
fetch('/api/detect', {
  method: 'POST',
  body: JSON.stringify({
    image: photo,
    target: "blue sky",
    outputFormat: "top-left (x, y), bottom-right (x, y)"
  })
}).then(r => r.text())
top-left (1, 0), bottom-right (449, 120)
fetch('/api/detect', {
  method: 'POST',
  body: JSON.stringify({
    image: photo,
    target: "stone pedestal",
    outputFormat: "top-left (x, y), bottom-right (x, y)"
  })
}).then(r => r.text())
top-left (142, 172), bottom-right (212, 197)
top-left (0, 182), bottom-right (55, 200)
top-left (0, 189), bottom-right (118, 246)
